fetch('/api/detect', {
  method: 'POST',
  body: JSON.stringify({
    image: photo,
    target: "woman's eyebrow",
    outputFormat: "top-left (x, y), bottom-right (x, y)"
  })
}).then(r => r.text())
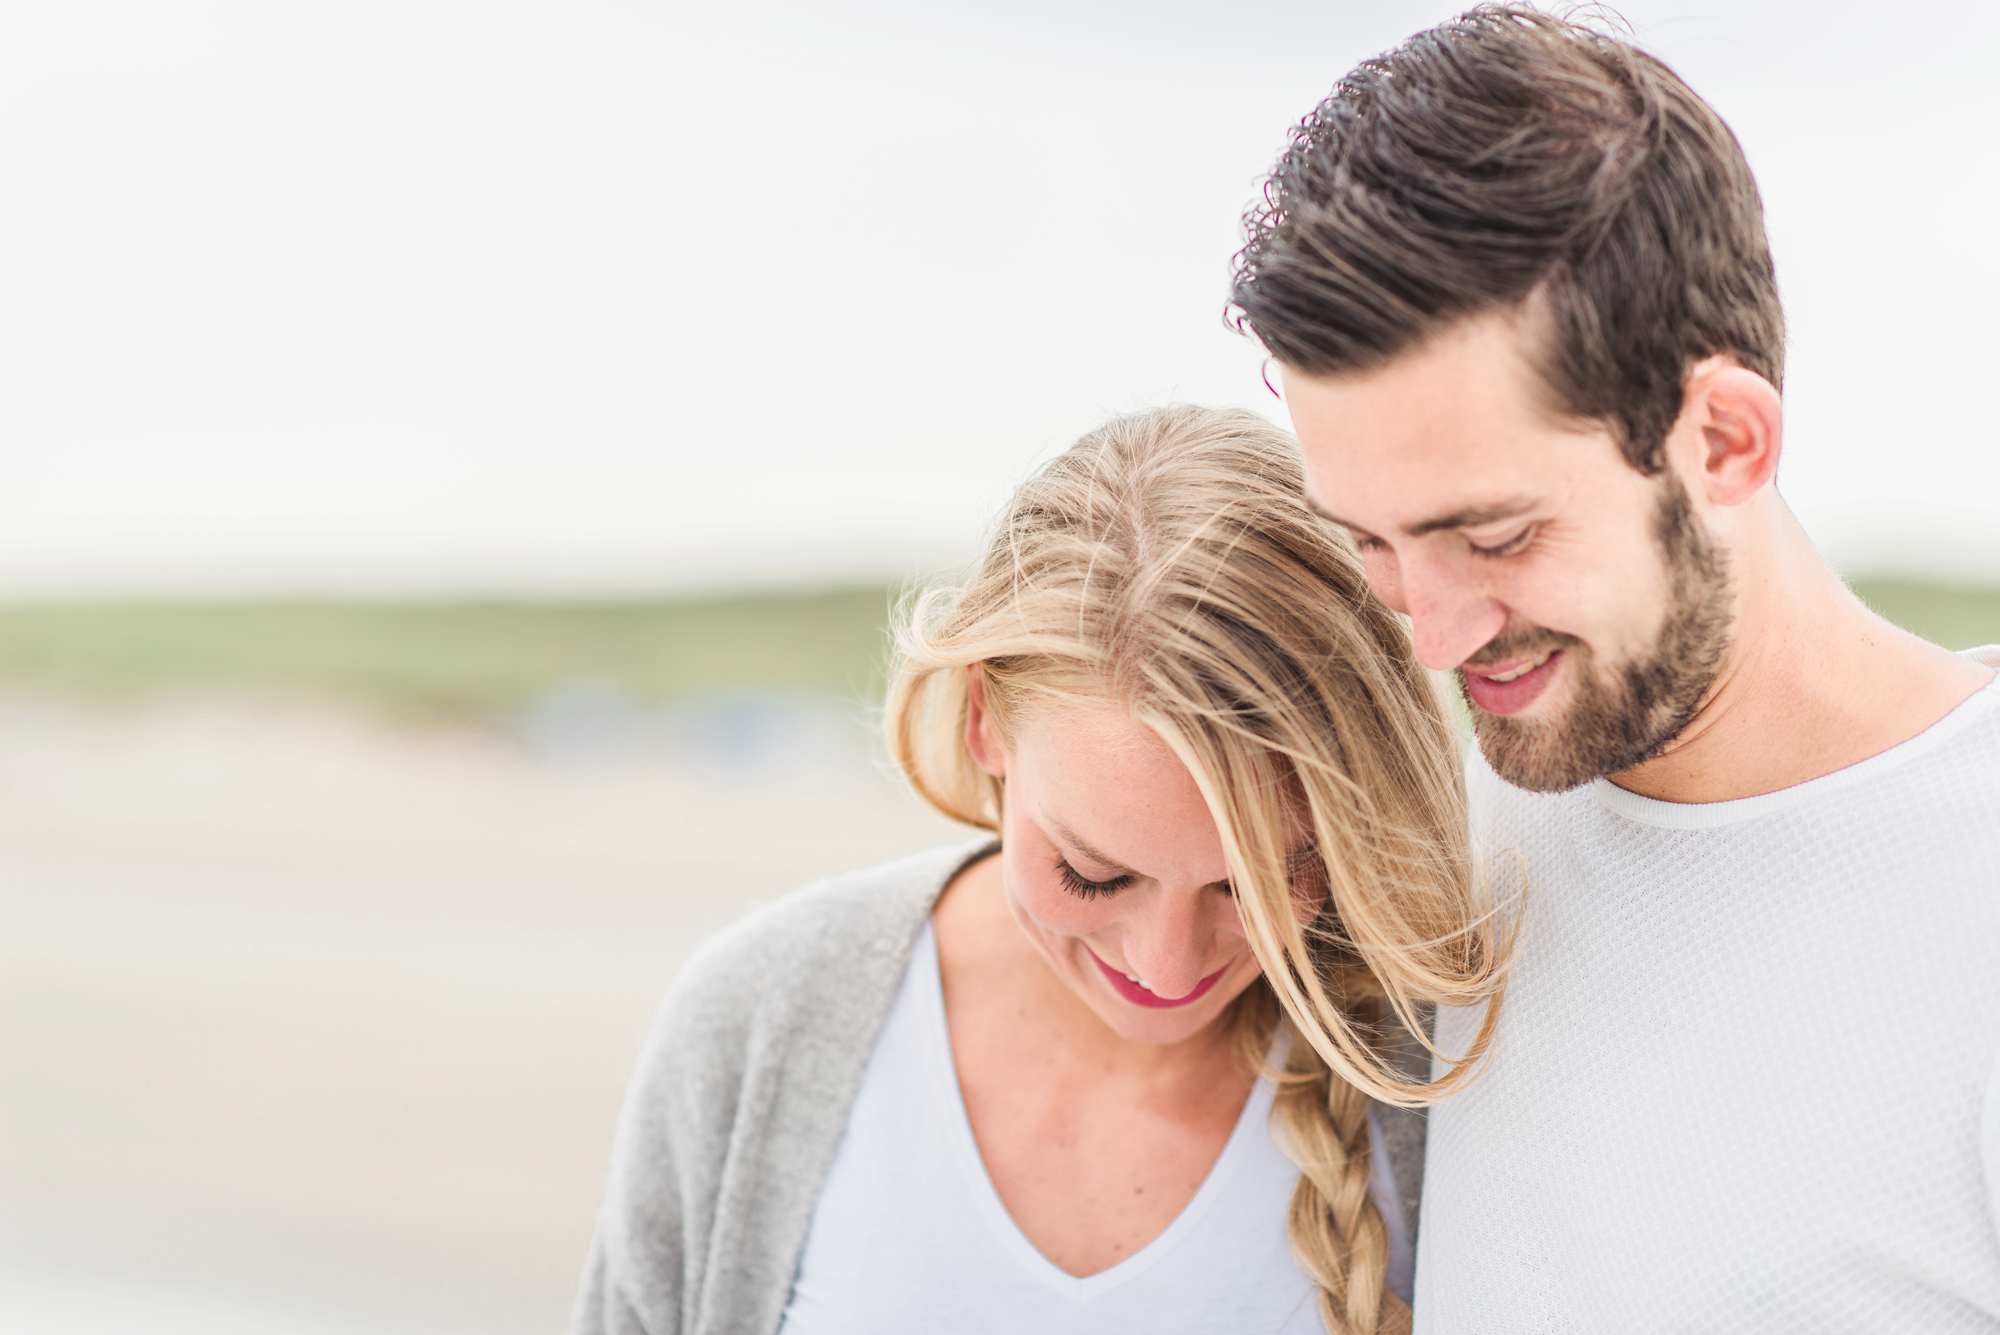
top-left (1049, 819), bottom-right (1130, 872)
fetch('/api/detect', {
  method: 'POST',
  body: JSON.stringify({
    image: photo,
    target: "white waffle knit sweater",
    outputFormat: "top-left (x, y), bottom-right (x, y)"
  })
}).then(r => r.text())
top-left (1417, 648), bottom-right (2000, 1334)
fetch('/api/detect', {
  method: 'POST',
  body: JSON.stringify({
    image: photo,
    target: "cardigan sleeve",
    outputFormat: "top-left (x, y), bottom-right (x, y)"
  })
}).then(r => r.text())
top-left (566, 841), bottom-right (980, 1335)
top-left (568, 970), bottom-right (730, 1335)
top-left (568, 915), bottom-right (764, 1335)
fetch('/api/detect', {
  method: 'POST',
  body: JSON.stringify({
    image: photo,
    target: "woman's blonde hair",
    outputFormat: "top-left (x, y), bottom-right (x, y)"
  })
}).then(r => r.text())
top-left (884, 405), bottom-right (1509, 1334)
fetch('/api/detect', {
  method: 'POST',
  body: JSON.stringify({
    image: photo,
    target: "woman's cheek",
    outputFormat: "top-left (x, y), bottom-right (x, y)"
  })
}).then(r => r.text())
top-left (1006, 862), bottom-right (1110, 935)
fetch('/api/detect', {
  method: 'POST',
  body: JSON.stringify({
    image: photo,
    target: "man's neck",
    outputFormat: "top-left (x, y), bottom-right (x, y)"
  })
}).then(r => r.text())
top-left (1608, 519), bottom-right (1994, 805)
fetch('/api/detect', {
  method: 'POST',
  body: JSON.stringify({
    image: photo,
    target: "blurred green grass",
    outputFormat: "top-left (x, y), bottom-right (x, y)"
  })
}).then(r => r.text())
top-left (1849, 577), bottom-right (1999, 655)
top-left (0, 589), bottom-right (904, 723)
top-left (0, 577), bottom-right (1990, 724)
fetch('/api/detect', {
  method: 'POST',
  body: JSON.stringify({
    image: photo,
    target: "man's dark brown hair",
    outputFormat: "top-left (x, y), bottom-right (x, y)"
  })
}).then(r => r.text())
top-left (1228, 4), bottom-right (1784, 475)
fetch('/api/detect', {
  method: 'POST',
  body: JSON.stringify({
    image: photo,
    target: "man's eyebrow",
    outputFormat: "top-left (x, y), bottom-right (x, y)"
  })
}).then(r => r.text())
top-left (1306, 494), bottom-right (1539, 539)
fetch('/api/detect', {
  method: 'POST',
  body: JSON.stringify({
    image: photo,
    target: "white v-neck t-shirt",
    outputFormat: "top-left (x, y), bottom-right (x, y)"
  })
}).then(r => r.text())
top-left (780, 922), bottom-right (1412, 1335)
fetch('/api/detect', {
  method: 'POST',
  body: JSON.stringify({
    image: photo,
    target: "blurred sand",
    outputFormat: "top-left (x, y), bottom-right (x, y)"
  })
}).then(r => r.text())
top-left (0, 693), bottom-right (960, 1333)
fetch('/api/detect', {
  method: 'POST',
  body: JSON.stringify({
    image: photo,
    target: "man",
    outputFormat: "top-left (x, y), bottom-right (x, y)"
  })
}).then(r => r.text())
top-left (1229, 6), bottom-right (2000, 1332)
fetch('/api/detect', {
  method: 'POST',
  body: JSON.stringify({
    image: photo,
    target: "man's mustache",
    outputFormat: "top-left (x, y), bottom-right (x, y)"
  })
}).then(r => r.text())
top-left (1461, 629), bottom-right (1580, 671)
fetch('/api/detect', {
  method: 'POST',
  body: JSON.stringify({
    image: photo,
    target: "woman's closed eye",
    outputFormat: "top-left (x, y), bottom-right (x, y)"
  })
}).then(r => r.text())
top-left (1055, 858), bottom-right (1245, 900)
top-left (1054, 858), bottom-right (1133, 900)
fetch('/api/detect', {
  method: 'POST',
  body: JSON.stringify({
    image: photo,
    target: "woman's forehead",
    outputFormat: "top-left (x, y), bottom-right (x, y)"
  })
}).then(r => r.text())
top-left (1015, 703), bottom-right (1311, 872)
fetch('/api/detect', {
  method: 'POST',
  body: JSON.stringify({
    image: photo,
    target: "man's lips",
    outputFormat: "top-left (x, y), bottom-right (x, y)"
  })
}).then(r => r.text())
top-left (1086, 948), bottom-right (1227, 1010)
top-left (1461, 648), bottom-right (1564, 717)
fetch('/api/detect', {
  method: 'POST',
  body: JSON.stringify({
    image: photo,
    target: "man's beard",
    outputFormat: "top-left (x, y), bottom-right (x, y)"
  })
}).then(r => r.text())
top-left (1466, 478), bottom-right (1734, 793)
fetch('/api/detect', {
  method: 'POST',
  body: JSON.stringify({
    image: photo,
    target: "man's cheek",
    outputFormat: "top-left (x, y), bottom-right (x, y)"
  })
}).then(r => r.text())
top-left (1363, 553), bottom-right (1407, 613)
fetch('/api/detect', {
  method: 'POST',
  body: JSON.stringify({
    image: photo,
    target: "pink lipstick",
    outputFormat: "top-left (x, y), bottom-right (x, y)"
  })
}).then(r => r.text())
top-left (1087, 948), bottom-right (1226, 1009)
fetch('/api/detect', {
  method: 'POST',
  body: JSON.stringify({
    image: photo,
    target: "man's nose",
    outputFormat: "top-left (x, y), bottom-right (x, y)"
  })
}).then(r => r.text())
top-left (1401, 553), bottom-right (1506, 671)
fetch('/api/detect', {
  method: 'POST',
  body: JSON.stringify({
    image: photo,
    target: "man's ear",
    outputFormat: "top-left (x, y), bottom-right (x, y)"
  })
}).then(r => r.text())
top-left (1676, 356), bottom-right (1783, 508)
top-left (964, 664), bottom-right (1007, 779)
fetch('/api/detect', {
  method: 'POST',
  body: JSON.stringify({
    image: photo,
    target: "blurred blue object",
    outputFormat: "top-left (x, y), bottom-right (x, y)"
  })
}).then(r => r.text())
top-left (511, 679), bottom-right (862, 778)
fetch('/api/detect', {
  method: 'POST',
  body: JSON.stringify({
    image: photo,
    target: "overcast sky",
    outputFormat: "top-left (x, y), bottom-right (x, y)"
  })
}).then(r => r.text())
top-left (4, 0), bottom-right (1996, 596)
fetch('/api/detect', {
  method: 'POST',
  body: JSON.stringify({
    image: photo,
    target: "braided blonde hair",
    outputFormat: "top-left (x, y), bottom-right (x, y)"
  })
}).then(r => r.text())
top-left (884, 405), bottom-right (1508, 1333)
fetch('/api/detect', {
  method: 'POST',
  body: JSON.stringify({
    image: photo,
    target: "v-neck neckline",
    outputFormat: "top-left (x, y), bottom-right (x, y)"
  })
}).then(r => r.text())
top-left (912, 920), bottom-right (1275, 1302)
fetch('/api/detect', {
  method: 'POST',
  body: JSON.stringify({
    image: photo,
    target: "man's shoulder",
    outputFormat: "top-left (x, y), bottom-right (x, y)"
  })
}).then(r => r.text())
top-left (1852, 648), bottom-right (2000, 819)
top-left (1949, 644), bottom-right (2000, 756)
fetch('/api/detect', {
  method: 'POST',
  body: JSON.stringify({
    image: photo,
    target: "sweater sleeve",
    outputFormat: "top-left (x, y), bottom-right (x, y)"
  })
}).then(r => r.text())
top-left (566, 842), bottom-right (980, 1335)
top-left (569, 840), bottom-right (991, 1335)
top-left (568, 918), bottom-right (763, 1335)
top-left (1983, 1044), bottom-right (2000, 1251)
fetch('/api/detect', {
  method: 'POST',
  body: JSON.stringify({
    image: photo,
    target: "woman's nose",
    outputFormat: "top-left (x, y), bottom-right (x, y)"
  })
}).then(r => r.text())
top-left (1123, 888), bottom-right (1224, 1000)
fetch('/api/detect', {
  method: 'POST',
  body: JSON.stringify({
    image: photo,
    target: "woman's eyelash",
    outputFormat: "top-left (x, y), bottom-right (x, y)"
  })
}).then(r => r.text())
top-left (1467, 525), bottom-right (1538, 559)
top-left (1055, 858), bottom-right (1132, 900)
top-left (1053, 851), bottom-right (1315, 900)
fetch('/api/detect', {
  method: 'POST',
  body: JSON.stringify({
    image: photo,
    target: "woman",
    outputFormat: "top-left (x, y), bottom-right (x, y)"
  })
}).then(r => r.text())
top-left (571, 406), bottom-right (1507, 1335)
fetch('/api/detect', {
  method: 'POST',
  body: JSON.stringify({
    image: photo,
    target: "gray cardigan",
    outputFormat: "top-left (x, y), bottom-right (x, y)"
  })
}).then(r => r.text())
top-left (569, 839), bottom-right (1428, 1335)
